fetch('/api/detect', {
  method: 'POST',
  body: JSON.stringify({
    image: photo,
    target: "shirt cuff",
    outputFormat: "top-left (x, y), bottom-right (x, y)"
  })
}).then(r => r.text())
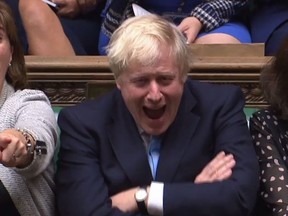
top-left (147, 181), bottom-right (164, 216)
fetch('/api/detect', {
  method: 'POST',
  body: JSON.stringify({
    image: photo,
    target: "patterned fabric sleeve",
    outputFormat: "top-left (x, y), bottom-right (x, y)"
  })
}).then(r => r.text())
top-left (250, 111), bottom-right (288, 216)
top-left (190, 0), bottom-right (248, 31)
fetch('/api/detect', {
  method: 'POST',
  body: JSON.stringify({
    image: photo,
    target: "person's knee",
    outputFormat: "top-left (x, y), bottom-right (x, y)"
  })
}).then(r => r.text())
top-left (195, 33), bottom-right (241, 44)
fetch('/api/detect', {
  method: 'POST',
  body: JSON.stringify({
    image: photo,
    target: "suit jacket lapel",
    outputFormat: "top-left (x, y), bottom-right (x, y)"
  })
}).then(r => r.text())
top-left (156, 84), bottom-right (200, 181)
top-left (107, 91), bottom-right (152, 185)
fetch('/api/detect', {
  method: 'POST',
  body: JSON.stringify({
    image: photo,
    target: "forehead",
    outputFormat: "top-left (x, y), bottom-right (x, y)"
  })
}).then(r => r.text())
top-left (127, 58), bottom-right (178, 78)
top-left (133, 44), bottom-right (175, 66)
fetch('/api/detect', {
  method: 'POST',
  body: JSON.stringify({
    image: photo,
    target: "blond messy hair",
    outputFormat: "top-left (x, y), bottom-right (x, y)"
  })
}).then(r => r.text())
top-left (106, 14), bottom-right (191, 82)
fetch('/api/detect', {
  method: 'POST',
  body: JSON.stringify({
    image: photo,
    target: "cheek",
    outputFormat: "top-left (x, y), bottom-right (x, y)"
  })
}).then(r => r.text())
top-left (166, 86), bottom-right (183, 109)
top-left (121, 88), bottom-right (143, 110)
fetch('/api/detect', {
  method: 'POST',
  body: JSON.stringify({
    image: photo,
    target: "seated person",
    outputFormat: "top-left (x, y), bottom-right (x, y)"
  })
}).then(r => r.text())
top-left (0, 1), bottom-right (58, 215)
top-left (56, 14), bottom-right (259, 215)
top-left (5, 0), bottom-right (105, 55)
top-left (250, 0), bottom-right (288, 55)
top-left (98, 0), bottom-right (252, 54)
top-left (250, 36), bottom-right (288, 215)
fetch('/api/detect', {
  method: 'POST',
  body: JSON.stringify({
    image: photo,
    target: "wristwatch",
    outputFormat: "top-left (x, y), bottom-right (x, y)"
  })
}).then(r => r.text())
top-left (135, 186), bottom-right (148, 215)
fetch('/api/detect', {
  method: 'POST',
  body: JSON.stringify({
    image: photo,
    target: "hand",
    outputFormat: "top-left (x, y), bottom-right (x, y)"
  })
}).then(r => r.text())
top-left (110, 187), bottom-right (139, 213)
top-left (194, 151), bottom-right (236, 184)
top-left (0, 129), bottom-right (33, 168)
top-left (52, 0), bottom-right (81, 18)
top-left (178, 16), bottom-right (203, 44)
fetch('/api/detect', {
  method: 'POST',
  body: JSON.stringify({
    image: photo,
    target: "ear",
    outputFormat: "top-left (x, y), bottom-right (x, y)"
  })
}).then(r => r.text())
top-left (116, 81), bottom-right (121, 90)
top-left (115, 77), bottom-right (122, 90)
top-left (10, 46), bottom-right (13, 63)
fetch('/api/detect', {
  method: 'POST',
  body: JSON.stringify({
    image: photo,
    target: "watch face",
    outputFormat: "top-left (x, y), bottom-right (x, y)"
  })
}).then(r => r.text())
top-left (136, 188), bottom-right (147, 201)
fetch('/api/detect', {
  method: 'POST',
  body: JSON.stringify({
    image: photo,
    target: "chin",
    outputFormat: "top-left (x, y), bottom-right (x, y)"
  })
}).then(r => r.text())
top-left (141, 115), bottom-right (171, 135)
top-left (144, 125), bottom-right (168, 136)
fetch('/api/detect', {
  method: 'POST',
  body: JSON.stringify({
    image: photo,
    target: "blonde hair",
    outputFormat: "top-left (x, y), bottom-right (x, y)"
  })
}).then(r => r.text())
top-left (106, 14), bottom-right (191, 81)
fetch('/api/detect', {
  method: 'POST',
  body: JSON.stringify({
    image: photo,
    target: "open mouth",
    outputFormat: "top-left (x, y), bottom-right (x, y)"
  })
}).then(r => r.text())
top-left (143, 106), bottom-right (166, 119)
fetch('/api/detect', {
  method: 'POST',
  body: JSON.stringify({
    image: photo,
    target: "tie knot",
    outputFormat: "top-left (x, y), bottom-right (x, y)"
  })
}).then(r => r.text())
top-left (149, 136), bottom-right (161, 153)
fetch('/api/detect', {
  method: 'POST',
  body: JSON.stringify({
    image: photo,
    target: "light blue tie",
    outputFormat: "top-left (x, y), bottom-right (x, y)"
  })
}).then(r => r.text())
top-left (148, 136), bottom-right (161, 179)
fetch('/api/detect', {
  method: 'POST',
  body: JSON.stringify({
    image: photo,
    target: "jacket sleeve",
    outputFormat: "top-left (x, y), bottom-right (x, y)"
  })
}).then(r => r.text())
top-left (163, 87), bottom-right (259, 216)
top-left (56, 107), bottom-right (140, 216)
top-left (12, 90), bottom-right (58, 179)
top-left (190, 0), bottom-right (248, 31)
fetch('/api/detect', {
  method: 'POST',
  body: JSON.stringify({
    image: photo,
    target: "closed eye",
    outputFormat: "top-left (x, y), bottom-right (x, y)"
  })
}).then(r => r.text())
top-left (131, 77), bottom-right (149, 87)
top-left (157, 75), bottom-right (174, 86)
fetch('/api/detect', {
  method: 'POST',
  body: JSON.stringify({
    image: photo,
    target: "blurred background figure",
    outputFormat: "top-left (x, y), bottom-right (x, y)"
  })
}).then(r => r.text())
top-left (6, 0), bottom-right (251, 56)
top-left (250, 0), bottom-right (288, 55)
top-left (98, 0), bottom-right (251, 54)
top-left (6, 0), bottom-right (105, 55)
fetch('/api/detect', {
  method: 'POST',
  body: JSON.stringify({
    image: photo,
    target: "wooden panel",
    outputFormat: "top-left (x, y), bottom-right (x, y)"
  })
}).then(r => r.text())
top-left (25, 55), bottom-right (271, 108)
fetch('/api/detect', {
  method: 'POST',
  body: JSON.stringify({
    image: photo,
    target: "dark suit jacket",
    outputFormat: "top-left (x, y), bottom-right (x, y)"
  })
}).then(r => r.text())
top-left (56, 79), bottom-right (259, 216)
top-left (250, 2), bottom-right (288, 43)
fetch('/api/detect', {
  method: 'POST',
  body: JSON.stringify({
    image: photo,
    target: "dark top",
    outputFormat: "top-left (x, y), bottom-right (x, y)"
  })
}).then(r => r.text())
top-left (250, 108), bottom-right (288, 215)
top-left (56, 79), bottom-right (259, 216)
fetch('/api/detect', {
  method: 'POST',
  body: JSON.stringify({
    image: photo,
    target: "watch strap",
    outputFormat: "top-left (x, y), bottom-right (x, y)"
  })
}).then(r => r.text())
top-left (136, 186), bottom-right (148, 215)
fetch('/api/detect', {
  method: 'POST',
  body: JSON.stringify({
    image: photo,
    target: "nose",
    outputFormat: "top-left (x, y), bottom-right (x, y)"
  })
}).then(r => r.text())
top-left (147, 81), bottom-right (162, 103)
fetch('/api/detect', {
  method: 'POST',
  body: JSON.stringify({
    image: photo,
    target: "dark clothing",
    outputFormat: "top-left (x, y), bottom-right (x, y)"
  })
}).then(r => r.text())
top-left (0, 180), bottom-right (20, 216)
top-left (250, 1), bottom-right (288, 55)
top-left (250, 108), bottom-right (288, 215)
top-left (56, 79), bottom-right (259, 216)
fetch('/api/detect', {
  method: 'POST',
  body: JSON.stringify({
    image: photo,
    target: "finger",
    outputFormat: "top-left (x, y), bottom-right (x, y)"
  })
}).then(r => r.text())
top-left (215, 169), bottom-right (233, 182)
top-left (1, 149), bottom-right (17, 167)
top-left (204, 153), bottom-right (234, 179)
top-left (1, 146), bottom-right (15, 162)
top-left (184, 29), bottom-right (197, 44)
top-left (1, 135), bottom-right (26, 159)
top-left (0, 135), bottom-right (12, 149)
top-left (216, 154), bottom-right (235, 172)
top-left (212, 157), bottom-right (236, 178)
top-left (203, 151), bottom-right (226, 176)
top-left (194, 152), bottom-right (234, 183)
top-left (177, 22), bottom-right (189, 32)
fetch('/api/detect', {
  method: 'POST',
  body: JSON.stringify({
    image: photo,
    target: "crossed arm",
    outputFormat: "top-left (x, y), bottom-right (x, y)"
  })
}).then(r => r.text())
top-left (111, 151), bottom-right (236, 213)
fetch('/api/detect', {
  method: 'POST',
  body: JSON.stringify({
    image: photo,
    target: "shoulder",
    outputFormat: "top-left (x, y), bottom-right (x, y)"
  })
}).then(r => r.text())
top-left (58, 89), bottom-right (120, 126)
top-left (251, 108), bottom-right (276, 122)
top-left (2, 89), bottom-right (52, 113)
top-left (250, 108), bottom-right (281, 135)
top-left (10, 89), bottom-right (50, 104)
top-left (185, 79), bottom-right (244, 105)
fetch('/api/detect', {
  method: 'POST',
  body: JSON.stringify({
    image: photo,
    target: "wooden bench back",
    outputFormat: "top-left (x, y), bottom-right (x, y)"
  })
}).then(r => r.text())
top-left (25, 43), bottom-right (270, 108)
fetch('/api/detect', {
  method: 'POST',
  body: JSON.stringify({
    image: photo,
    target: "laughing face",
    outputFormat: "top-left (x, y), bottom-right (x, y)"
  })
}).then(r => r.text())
top-left (116, 46), bottom-right (185, 135)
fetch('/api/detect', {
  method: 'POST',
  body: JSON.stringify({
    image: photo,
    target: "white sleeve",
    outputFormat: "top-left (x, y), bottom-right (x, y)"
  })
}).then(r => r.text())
top-left (147, 181), bottom-right (164, 216)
